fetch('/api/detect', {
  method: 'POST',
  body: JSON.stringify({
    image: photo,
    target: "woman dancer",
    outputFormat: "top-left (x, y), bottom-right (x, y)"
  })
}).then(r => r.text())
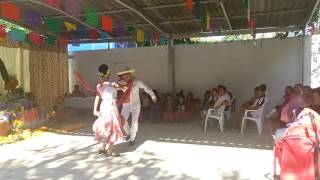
top-left (92, 64), bottom-right (124, 157)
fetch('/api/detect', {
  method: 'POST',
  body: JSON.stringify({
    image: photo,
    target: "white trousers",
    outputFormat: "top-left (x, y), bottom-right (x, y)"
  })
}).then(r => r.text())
top-left (122, 105), bottom-right (140, 141)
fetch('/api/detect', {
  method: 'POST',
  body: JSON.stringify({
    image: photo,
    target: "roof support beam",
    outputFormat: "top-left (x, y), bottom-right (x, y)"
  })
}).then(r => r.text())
top-left (114, 0), bottom-right (168, 36)
top-left (306, 0), bottom-right (320, 25)
top-left (219, 0), bottom-right (232, 31)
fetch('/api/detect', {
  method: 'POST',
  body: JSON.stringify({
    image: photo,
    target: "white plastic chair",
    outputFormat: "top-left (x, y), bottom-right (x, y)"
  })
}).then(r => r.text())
top-left (241, 99), bottom-right (267, 135)
top-left (204, 105), bottom-right (227, 132)
top-left (225, 97), bottom-right (235, 121)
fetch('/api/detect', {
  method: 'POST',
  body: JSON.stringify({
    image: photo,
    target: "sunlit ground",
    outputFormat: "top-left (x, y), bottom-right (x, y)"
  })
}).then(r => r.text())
top-left (0, 121), bottom-right (274, 180)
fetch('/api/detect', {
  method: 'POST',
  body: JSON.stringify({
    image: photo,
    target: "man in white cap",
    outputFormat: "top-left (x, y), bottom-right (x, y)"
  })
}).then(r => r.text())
top-left (117, 67), bottom-right (156, 146)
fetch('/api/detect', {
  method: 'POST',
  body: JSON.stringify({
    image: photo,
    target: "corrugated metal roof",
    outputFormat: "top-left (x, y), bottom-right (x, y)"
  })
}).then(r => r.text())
top-left (6, 0), bottom-right (318, 41)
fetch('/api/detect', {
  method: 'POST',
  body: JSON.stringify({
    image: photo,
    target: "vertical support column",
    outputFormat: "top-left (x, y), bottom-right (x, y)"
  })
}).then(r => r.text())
top-left (168, 38), bottom-right (176, 95)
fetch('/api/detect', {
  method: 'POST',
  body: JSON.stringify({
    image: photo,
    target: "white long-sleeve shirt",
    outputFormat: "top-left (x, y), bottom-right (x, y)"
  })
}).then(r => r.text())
top-left (123, 80), bottom-right (156, 109)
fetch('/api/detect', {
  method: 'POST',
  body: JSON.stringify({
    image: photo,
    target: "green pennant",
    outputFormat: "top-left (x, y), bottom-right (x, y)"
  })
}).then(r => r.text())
top-left (45, 34), bottom-right (56, 44)
top-left (127, 26), bottom-right (136, 34)
top-left (200, 7), bottom-right (206, 29)
top-left (46, 17), bottom-right (60, 32)
top-left (243, 0), bottom-right (249, 10)
top-left (84, 6), bottom-right (99, 27)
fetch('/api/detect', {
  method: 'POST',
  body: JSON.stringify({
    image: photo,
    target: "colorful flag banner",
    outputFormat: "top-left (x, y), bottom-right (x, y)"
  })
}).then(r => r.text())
top-left (152, 32), bottom-right (160, 46)
top-left (65, 0), bottom-right (81, 19)
top-left (100, 31), bottom-right (108, 41)
top-left (195, 0), bottom-right (201, 19)
top-left (200, 7), bottom-right (206, 29)
top-left (145, 32), bottom-right (152, 43)
top-left (127, 26), bottom-right (136, 34)
top-left (243, 0), bottom-right (250, 21)
top-left (89, 29), bottom-right (99, 41)
top-left (206, 13), bottom-right (211, 31)
top-left (85, 6), bottom-right (99, 27)
top-left (45, 0), bottom-right (60, 9)
top-left (0, 25), bottom-right (7, 38)
top-left (116, 23), bottom-right (126, 37)
top-left (210, 18), bottom-right (215, 32)
top-left (45, 34), bottom-right (56, 44)
top-left (2, 1), bottom-right (21, 21)
top-left (102, 16), bottom-right (113, 33)
top-left (137, 29), bottom-right (144, 43)
top-left (24, 10), bottom-right (42, 28)
top-left (185, 0), bottom-right (193, 12)
top-left (9, 28), bottom-right (26, 42)
top-left (46, 17), bottom-right (60, 32)
top-left (58, 36), bottom-right (68, 46)
top-left (160, 33), bottom-right (166, 45)
top-left (29, 32), bottom-right (44, 45)
top-left (76, 29), bottom-right (88, 39)
top-left (64, 21), bottom-right (77, 31)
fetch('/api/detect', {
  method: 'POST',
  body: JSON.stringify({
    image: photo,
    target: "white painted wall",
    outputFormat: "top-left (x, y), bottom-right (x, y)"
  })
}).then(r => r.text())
top-left (69, 46), bottom-right (169, 93)
top-left (70, 37), bottom-right (308, 113)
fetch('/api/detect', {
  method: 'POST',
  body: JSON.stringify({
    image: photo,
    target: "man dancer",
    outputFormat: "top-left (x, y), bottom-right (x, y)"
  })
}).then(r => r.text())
top-left (117, 67), bottom-right (156, 146)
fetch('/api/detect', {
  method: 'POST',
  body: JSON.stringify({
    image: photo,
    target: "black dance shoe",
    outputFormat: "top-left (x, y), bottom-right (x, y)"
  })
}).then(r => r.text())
top-left (128, 140), bottom-right (135, 146)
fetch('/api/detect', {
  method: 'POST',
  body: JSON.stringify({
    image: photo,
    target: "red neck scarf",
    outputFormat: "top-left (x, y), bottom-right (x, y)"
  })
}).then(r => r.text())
top-left (118, 80), bottom-right (133, 104)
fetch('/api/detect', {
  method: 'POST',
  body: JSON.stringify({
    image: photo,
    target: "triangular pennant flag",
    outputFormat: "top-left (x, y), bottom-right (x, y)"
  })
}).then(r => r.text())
top-left (29, 32), bottom-right (44, 45)
top-left (186, 0), bottom-right (193, 12)
top-left (45, 0), bottom-right (61, 9)
top-left (76, 29), bottom-right (88, 39)
top-left (195, 0), bottom-right (201, 19)
top-left (200, 7), bottom-right (206, 29)
top-left (24, 10), bottom-right (42, 28)
top-left (137, 29), bottom-right (144, 43)
top-left (89, 29), bottom-right (99, 41)
top-left (85, 6), bottom-right (99, 27)
top-left (1, 1), bottom-right (20, 21)
top-left (210, 18), bottom-right (215, 32)
top-left (9, 28), bottom-right (26, 42)
top-left (128, 26), bottom-right (136, 34)
top-left (66, 0), bottom-right (81, 19)
top-left (46, 17), bottom-right (60, 32)
top-left (0, 25), bottom-right (7, 38)
top-left (152, 32), bottom-right (160, 46)
top-left (58, 36), bottom-right (68, 46)
top-left (0, 37), bottom-right (6, 43)
top-left (102, 16), bottom-right (113, 33)
top-left (64, 21), bottom-right (77, 31)
top-left (206, 13), bottom-right (211, 31)
top-left (45, 34), bottom-right (56, 44)
top-left (160, 34), bottom-right (166, 45)
top-left (116, 23), bottom-right (126, 37)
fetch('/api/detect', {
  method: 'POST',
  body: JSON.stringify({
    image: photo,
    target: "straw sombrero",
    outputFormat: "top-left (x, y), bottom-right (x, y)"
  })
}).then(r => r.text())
top-left (116, 67), bottom-right (136, 76)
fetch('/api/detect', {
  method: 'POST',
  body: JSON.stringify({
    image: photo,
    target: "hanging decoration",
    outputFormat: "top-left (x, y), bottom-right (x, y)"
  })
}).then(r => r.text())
top-left (9, 28), bottom-right (26, 42)
top-left (44, 0), bottom-right (61, 9)
top-left (24, 10), bottom-right (42, 28)
top-left (28, 32), bottom-right (44, 45)
top-left (200, 7), bottom-right (206, 30)
top-left (152, 32), bottom-right (160, 46)
top-left (206, 13), bottom-right (211, 31)
top-left (65, 0), bottom-right (81, 19)
top-left (100, 31), bottom-right (109, 41)
top-left (195, 0), bottom-right (201, 19)
top-left (102, 16), bottom-right (113, 33)
top-left (64, 21), bottom-right (77, 31)
top-left (185, 0), bottom-right (193, 12)
top-left (76, 28), bottom-right (88, 39)
top-left (127, 26), bottom-right (136, 34)
top-left (0, 25), bottom-right (7, 38)
top-left (1, 1), bottom-right (21, 21)
top-left (46, 17), bottom-right (60, 32)
top-left (45, 34), bottom-right (56, 44)
top-left (137, 29), bottom-right (144, 43)
top-left (116, 23), bottom-right (126, 37)
top-left (89, 29), bottom-right (99, 41)
top-left (160, 34), bottom-right (166, 45)
top-left (210, 18), bottom-right (215, 32)
top-left (84, 6), bottom-right (99, 27)
top-left (58, 36), bottom-right (69, 46)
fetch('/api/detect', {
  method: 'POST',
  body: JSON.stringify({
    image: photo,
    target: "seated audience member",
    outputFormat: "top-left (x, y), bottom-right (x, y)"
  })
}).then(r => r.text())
top-left (211, 85), bottom-right (230, 113)
top-left (200, 88), bottom-right (218, 121)
top-left (266, 86), bottom-right (294, 133)
top-left (175, 94), bottom-right (189, 121)
top-left (280, 84), bottom-right (306, 123)
top-left (310, 87), bottom-right (320, 114)
top-left (186, 92), bottom-right (197, 117)
top-left (260, 84), bottom-right (267, 93)
top-left (72, 85), bottom-right (86, 97)
top-left (303, 85), bottom-right (313, 106)
top-left (241, 87), bottom-right (260, 112)
top-left (244, 86), bottom-right (266, 117)
top-left (163, 93), bottom-right (175, 122)
top-left (150, 90), bottom-right (163, 122)
top-left (141, 91), bottom-right (151, 121)
top-left (202, 90), bottom-right (212, 110)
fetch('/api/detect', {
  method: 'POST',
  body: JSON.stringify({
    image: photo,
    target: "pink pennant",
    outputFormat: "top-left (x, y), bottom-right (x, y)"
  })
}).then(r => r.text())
top-left (65, 0), bottom-right (81, 19)
top-left (29, 32), bottom-right (44, 45)
top-left (73, 70), bottom-right (96, 93)
top-left (89, 29), bottom-right (99, 41)
top-left (44, 0), bottom-right (60, 9)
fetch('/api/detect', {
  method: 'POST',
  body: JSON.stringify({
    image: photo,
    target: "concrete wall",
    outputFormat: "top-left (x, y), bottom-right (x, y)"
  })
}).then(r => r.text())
top-left (70, 37), bottom-right (309, 112)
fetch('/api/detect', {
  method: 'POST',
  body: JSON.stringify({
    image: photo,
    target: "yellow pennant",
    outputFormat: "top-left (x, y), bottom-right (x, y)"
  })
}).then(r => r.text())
top-left (64, 21), bottom-right (77, 31)
top-left (137, 29), bottom-right (144, 43)
top-left (0, 37), bottom-right (5, 42)
top-left (206, 13), bottom-right (211, 31)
